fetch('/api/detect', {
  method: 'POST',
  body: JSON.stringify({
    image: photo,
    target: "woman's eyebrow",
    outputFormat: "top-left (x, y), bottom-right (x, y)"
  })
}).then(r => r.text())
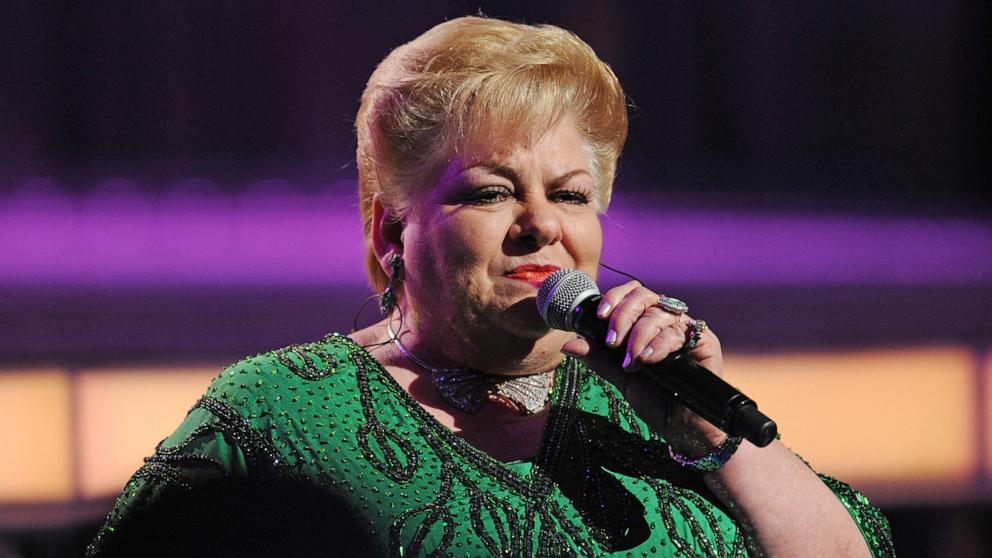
top-left (464, 164), bottom-right (589, 187)
top-left (549, 169), bottom-right (591, 187)
top-left (463, 163), bottom-right (520, 183)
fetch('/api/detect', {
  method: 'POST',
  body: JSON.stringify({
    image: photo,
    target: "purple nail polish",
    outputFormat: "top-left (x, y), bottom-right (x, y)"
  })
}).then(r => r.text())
top-left (606, 329), bottom-right (617, 345)
top-left (597, 302), bottom-right (611, 317)
top-left (622, 352), bottom-right (631, 369)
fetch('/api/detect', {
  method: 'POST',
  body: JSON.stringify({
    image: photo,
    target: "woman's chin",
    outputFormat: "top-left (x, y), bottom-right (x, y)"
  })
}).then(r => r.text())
top-left (499, 297), bottom-right (556, 338)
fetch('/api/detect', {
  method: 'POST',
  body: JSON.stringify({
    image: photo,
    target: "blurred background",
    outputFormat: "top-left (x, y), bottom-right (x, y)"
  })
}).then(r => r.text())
top-left (1, 1), bottom-right (989, 556)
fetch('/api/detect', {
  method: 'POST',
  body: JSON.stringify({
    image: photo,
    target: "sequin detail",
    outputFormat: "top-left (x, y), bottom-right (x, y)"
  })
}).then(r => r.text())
top-left (131, 461), bottom-right (193, 491)
top-left (355, 347), bottom-right (419, 482)
top-left (273, 340), bottom-right (338, 380)
top-left (193, 396), bottom-right (284, 470)
top-left (821, 475), bottom-right (896, 558)
top-left (344, 334), bottom-right (737, 555)
top-left (89, 333), bottom-right (893, 558)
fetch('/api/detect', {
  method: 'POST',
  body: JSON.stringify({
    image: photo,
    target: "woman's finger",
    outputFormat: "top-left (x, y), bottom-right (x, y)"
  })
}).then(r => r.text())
top-left (623, 306), bottom-right (681, 367)
top-left (631, 324), bottom-right (687, 369)
top-left (593, 280), bottom-right (641, 323)
top-left (686, 326), bottom-right (724, 375)
top-left (606, 286), bottom-right (671, 348)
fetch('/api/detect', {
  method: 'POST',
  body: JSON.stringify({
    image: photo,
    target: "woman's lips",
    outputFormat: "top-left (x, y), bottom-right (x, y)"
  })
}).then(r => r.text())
top-left (504, 264), bottom-right (561, 286)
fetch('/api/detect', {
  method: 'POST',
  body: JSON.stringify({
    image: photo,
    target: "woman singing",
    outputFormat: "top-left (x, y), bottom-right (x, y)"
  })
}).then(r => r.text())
top-left (89, 16), bottom-right (893, 557)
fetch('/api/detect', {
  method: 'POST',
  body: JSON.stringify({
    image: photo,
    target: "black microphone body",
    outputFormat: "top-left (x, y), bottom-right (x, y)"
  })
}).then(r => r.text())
top-left (570, 293), bottom-right (777, 447)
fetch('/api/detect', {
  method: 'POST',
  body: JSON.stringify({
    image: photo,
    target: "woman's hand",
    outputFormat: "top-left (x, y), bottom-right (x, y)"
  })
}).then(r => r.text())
top-left (562, 282), bottom-right (875, 557)
top-left (560, 280), bottom-right (726, 452)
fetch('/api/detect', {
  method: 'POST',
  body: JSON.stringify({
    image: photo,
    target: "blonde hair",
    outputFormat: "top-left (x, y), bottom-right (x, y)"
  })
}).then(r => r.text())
top-left (356, 16), bottom-right (628, 292)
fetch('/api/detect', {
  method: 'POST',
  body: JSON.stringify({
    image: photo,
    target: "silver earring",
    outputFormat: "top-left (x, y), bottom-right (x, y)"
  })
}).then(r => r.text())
top-left (378, 253), bottom-right (404, 315)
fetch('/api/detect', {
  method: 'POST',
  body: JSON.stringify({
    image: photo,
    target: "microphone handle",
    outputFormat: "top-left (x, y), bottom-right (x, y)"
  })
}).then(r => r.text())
top-left (572, 295), bottom-right (777, 447)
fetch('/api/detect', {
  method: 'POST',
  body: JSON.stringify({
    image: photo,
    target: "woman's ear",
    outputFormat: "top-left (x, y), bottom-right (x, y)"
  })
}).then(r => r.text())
top-left (371, 193), bottom-right (404, 265)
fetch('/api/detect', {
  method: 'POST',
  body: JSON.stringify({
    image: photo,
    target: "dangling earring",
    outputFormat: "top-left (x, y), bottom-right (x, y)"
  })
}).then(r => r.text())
top-left (378, 252), bottom-right (404, 315)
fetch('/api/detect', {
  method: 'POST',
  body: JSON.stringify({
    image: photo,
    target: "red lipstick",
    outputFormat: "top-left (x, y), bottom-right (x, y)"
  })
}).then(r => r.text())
top-left (504, 264), bottom-right (561, 286)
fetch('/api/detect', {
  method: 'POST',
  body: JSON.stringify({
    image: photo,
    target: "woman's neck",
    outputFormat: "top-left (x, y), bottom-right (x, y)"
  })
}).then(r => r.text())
top-left (383, 307), bottom-right (570, 377)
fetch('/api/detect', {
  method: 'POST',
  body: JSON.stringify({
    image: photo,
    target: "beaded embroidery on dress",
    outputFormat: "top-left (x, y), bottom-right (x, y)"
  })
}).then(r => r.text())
top-left (87, 333), bottom-right (894, 558)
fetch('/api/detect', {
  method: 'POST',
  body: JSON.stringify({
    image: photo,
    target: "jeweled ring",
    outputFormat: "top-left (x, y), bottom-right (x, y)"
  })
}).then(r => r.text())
top-left (684, 318), bottom-right (703, 350)
top-left (657, 296), bottom-right (689, 316)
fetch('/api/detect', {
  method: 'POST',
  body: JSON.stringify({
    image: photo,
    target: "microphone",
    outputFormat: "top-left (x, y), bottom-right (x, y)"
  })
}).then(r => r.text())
top-left (537, 269), bottom-right (777, 448)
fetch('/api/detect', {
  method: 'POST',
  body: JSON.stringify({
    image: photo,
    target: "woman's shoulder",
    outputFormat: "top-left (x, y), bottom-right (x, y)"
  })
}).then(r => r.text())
top-left (203, 333), bottom-right (364, 410)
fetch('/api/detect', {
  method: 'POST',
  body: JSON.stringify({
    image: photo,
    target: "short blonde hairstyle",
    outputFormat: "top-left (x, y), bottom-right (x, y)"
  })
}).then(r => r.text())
top-left (356, 16), bottom-right (628, 292)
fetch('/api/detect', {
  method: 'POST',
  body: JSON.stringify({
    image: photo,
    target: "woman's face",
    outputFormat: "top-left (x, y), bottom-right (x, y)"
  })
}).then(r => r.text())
top-left (399, 114), bottom-right (604, 341)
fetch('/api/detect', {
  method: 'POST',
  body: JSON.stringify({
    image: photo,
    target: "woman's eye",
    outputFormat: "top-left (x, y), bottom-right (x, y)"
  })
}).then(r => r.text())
top-left (466, 185), bottom-right (512, 205)
top-left (550, 189), bottom-right (591, 205)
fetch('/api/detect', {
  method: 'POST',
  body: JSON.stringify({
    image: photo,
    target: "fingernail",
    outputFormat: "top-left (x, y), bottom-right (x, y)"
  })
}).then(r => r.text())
top-left (605, 329), bottom-right (617, 345)
top-left (622, 352), bottom-right (632, 369)
top-left (639, 347), bottom-right (654, 359)
top-left (597, 301), bottom-right (611, 318)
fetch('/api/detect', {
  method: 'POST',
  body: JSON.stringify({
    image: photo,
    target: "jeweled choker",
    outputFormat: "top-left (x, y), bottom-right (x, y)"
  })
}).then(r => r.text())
top-left (386, 321), bottom-right (554, 415)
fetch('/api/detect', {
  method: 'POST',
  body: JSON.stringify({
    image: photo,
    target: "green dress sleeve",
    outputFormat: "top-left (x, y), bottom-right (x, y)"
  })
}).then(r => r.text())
top-left (85, 396), bottom-right (273, 555)
top-left (819, 474), bottom-right (896, 558)
top-left (85, 358), bottom-right (283, 558)
top-left (780, 446), bottom-right (895, 558)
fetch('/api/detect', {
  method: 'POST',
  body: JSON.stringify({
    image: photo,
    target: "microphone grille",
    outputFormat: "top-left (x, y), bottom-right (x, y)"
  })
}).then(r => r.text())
top-left (536, 269), bottom-right (600, 331)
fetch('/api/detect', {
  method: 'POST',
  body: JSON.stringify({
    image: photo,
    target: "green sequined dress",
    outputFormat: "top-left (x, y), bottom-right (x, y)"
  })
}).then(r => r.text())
top-left (88, 334), bottom-right (894, 557)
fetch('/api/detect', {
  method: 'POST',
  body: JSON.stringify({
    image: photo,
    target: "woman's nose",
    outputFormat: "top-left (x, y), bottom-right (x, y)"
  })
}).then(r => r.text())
top-left (509, 199), bottom-right (563, 248)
